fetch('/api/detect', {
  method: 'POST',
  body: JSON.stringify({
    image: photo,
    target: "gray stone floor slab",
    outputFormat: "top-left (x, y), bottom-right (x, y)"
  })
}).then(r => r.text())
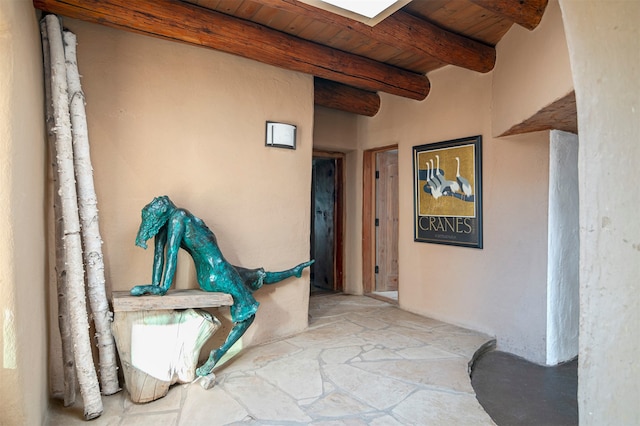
top-left (322, 363), bottom-right (415, 410)
top-left (392, 389), bottom-right (495, 425)
top-left (179, 385), bottom-right (248, 425)
top-left (222, 374), bottom-right (312, 422)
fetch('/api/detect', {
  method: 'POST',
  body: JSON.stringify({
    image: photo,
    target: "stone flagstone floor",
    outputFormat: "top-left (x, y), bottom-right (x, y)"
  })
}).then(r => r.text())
top-left (47, 293), bottom-right (496, 425)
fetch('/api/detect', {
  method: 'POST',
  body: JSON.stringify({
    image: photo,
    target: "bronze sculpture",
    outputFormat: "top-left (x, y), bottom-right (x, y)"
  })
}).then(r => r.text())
top-left (130, 196), bottom-right (313, 375)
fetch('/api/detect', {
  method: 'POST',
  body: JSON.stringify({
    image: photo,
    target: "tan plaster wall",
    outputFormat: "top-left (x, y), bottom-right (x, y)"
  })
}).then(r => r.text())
top-left (362, 67), bottom-right (551, 363)
top-left (313, 106), bottom-right (358, 153)
top-left (48, 19), bottom-right (314, 391)
top-left (492, 0), bottom-right (574, 137)
top-left (0, 2), bottom-right (47, 425)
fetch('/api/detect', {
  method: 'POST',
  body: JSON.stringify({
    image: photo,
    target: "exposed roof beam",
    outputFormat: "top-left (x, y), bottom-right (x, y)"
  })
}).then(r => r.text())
top-left (33, 0), bottom-right (430, 100)
top-left (469, 0), bottom-right (549, 31)
top-left (257, 0), bottom-right (496, 73)
top-left (314, 78), bottom-right (381, 117)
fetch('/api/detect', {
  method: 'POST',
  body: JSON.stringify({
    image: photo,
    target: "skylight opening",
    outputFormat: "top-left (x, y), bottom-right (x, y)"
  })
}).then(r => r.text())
top-left (319, 0), bottom-right (400, 19)
top-left (300, 0), bottom-right (411, 26)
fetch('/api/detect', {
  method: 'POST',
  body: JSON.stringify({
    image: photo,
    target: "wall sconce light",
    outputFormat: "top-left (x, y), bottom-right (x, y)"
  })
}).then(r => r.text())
top-left (265, 121), bottom-right (296, 149)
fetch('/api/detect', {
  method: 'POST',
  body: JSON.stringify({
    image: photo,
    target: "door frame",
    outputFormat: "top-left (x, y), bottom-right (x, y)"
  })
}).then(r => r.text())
top-left (312, 150), bottom-right (345, 292)
top-left (362, 144), bottom-right (398, 295)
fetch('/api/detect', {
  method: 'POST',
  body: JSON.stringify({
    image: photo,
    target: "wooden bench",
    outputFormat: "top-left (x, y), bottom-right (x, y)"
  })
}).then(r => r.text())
top-left (111, 290), bottom-right (233, 403)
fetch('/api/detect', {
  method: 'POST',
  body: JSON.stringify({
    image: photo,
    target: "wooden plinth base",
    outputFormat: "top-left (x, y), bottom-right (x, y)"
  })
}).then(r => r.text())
top-left (111, 290), bottom-right (233, 403)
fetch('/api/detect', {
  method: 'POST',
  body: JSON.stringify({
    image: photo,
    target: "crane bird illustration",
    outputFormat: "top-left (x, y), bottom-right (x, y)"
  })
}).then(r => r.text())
top-left (435, 154), bottom-right (460, 195)
top-left (455, 156), bottom-right (472, 196)
top-left (428, 159), bottom-right (443, 199)
top-left (429, 159), bottom-right (442, 187)
top-left (423, 162), bottom-right (432, 194)
top-left (435, 154), bottom-right (443, 179)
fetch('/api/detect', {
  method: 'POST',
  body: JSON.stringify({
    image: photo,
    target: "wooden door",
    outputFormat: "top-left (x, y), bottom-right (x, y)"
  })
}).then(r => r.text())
top-left (375, 150), bottom-right (399, 292)
top-left (311, 157), bottom-right (336, 291)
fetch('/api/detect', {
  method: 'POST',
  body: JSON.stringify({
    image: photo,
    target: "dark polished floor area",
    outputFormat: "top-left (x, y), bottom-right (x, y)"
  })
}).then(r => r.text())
top-left (471, 350), bottom-right (578, 426)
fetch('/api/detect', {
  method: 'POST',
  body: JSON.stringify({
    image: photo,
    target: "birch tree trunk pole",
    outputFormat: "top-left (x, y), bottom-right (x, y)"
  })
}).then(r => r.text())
top-left (63, 30), bottom-right (120, 396)
top-left (40, 19), bottom-right (77, 408)
top-left (44, 14), bottom-right (103, 420)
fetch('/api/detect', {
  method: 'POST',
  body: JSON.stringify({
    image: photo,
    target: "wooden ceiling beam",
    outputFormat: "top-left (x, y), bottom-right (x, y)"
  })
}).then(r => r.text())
top-left (469, 0), bottom-right (549, 31)
top-left (314, 78), bottom-right (380, 117)
top-left (256, 0), bottom-right (496, 73)
top-left (33, 0), bottom-right (430, 100)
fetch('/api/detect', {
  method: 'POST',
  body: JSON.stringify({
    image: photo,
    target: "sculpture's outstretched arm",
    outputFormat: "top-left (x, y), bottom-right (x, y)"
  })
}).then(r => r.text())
top-left (159, 213), bottom-right (186, 291)
top-left (131, 213), bottom-right (186, 296)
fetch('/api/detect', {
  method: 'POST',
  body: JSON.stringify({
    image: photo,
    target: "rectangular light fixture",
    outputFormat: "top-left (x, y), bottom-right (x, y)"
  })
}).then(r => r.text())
top-left (265, 121), bottom-right (297, 149)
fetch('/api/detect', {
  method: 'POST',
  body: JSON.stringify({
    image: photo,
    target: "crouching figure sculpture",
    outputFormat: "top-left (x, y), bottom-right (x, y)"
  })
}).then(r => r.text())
top-left (130, 196), bottom-right (313, 376)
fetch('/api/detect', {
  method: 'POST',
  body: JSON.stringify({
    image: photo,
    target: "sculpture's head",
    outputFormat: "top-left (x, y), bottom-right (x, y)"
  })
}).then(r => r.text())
top-left (135, 195), bottom-right (177, 249)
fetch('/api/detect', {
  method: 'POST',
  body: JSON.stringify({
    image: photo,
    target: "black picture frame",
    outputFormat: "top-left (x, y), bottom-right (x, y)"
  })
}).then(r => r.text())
top-left (413, 135), bottom-right (483, 248)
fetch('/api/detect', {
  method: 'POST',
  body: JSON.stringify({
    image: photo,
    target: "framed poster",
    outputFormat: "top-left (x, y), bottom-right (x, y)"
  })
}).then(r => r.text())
top-left (413, 135), bottom-right (483, 248)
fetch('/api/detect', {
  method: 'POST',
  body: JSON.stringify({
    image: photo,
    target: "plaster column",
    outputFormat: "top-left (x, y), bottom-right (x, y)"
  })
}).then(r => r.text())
top-left (546, 130), bottom-right (579, 365)
top-left (559, 1), bottom-right (640, 424)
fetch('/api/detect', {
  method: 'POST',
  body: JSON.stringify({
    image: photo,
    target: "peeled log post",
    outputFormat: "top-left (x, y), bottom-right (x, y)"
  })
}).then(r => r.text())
top-left (63, 30), bottom-right (120, 397)
top-left (40, 19), bottom-right (77, 407)
top-left (44, 14), bottom-right (103, 420)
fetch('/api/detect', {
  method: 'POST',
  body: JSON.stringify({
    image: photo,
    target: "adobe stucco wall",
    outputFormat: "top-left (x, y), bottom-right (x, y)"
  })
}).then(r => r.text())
top-left (0, 2), bottom-right (47, 425)
top-left (47, 19), bottom-right (314, 395)
top-left (365, 69), bottom-right (551, 363)
top-left (492, 0), bottom-right (573, 136)
top-left (560, 1), bottom-right (639, 424)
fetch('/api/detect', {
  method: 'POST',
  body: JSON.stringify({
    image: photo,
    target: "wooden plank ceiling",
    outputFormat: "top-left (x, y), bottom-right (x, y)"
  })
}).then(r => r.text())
top-left (33, 0), bottom-right (549, 116)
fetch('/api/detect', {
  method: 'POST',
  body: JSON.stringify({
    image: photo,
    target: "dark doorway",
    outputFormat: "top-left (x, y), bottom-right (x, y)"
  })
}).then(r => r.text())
top-left (310, 153), bottom-right (344, 293)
